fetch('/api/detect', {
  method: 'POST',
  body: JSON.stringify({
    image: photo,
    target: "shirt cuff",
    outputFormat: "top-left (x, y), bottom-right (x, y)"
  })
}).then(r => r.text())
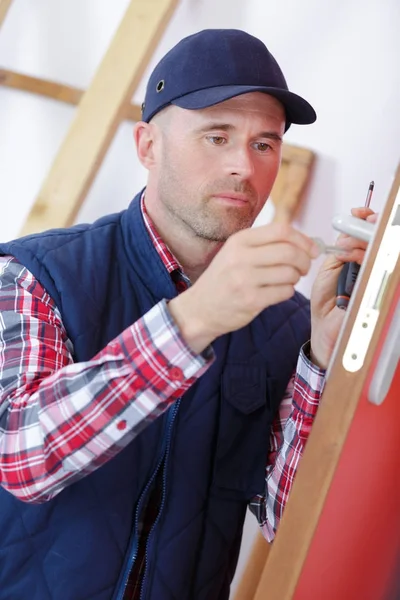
top-left (302, 340), bottom-right (327, 372)
top-left (293, 340), bottom-right (326, 420)
top-left (141, 298), bottom-right (215, 383)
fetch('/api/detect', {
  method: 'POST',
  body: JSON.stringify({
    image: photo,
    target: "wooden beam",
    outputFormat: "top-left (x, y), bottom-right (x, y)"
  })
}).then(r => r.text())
top-left (0, 69), bottom-right (142, 122)
top-left (0, 0), bottom-right (13, 29)
top-left (19, 0), bottom-right (179, 236)
top-left (272, 144), bottom-right (315, 222)
top-left (233, 534), bottom-right (271, 600)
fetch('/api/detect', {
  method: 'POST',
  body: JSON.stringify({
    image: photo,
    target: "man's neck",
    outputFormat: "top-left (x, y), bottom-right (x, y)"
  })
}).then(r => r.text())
top-left (143, 192), bottom-right (222, 284)
top-left (155, 218), bottom-right (222, 284)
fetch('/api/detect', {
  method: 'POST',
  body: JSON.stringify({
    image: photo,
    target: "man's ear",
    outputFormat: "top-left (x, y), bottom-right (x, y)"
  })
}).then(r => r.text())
top-left (134, 122), bottom-right (158, 169)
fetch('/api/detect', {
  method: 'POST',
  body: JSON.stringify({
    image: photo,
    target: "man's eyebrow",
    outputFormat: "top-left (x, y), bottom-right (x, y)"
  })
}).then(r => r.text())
top-left (194, 122), bottom-right (282, 142)
top-left (257, 131), bottom-right (283, 143)
top-left (194, 122), bottom-right (234, 134)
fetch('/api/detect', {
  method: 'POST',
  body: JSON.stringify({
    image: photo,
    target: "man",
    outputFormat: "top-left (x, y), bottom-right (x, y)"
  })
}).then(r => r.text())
top-left (0, 29), bottom-right (373, 600)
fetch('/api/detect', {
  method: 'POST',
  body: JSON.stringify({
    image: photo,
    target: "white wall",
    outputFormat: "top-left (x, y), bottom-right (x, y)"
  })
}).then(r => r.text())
top-left (1, 0), bottom-right (399, 596)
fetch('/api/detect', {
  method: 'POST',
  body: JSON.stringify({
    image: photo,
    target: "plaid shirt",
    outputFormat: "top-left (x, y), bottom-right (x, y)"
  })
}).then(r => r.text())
top-left (0, 199), bottom-right (325, 597)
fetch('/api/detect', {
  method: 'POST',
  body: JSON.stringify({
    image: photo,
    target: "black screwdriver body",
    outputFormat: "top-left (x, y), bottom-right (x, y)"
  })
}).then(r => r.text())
top-left (335, 181), bottom-right (374, 310)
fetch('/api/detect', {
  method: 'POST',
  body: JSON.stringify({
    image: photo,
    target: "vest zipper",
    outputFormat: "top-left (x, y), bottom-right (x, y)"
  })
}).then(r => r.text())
top-left (139, 398), bottom-right (181, 600)
top-left (114, 400), bottom-right (180, 600)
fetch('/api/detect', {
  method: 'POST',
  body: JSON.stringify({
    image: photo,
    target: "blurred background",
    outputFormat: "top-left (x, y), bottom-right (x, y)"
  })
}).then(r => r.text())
top-left (0, 1), bottom-right (399, 595)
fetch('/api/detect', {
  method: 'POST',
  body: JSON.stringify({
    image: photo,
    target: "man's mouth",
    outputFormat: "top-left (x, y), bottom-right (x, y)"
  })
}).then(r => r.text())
top-left (212, 193), bottom-right (251, 205)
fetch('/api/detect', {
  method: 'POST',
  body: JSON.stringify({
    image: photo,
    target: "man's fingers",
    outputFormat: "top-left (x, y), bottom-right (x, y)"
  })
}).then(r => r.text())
top-left (256, 265), bottom-right (302, 286)
top-left (351, 206), bottom-right (379, 224)
top-left (244, 223), bottom-right (319, 258)
top-left (334, 248), bottom-right (365, 265)
top-left (335, 236), bottom-right (368, 252)
top-left (351, 207), bottom-right (375, 219)
top-left (249, 243), bottom-right (312, 276)
top-left (257, 284), bottom-right (296, 307)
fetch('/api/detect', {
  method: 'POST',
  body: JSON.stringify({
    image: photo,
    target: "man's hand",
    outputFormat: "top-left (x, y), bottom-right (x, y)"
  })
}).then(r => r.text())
top-left (309, 207), bottom-right (378, 369)
top-left (169, 223), bottom-right (319, 354)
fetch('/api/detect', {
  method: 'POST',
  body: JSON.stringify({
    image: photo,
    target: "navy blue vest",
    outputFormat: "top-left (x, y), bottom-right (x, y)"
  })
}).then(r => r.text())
top-left (0, 192), bottom-right (311, 600)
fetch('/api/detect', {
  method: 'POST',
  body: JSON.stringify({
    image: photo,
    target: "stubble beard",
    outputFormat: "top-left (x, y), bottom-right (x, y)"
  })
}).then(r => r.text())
top-left (167, 198), bottom-right (255, 242)
top-left (158, 168), bottom-right (257, 243)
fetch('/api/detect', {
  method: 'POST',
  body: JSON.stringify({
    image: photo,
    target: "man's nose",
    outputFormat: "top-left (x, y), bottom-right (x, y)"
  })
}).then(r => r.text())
top-left (225, 146), bottom-right (255, 179)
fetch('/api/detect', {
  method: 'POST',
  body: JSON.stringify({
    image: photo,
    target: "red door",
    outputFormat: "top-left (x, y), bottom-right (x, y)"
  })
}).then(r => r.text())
top-left (293, 290), bottom-right (400, 600)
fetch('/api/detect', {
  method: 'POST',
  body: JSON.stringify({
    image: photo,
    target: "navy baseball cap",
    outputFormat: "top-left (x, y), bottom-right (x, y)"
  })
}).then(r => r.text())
top-left (141, 29), bottom-right (316, 131)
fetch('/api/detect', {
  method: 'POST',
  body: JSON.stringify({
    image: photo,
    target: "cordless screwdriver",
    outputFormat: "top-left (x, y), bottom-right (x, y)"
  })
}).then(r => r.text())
top-left (335, 181), bottom-right (374, 310)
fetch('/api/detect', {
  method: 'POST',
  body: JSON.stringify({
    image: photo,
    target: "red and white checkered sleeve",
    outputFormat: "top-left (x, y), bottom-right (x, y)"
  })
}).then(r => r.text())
top-left (249, 342), bottom-right (326, 541)
top-left (0, 256), bottom-right (213, 503)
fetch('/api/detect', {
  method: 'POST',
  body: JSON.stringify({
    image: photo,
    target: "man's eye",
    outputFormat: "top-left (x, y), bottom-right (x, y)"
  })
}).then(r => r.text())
top-left (255, 142), bottom-right (272, 152)
top-left (208, 136), bottom-right (226, 145)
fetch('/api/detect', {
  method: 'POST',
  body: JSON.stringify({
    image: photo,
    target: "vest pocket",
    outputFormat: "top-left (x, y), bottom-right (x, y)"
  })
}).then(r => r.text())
top-left (213, 364), bottom-right (274, 499)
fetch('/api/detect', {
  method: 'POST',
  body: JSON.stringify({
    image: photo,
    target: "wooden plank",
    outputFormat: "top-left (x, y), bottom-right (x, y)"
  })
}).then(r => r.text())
top-left (0, 70), bottom-right (83, 105)
top-left (0, 69), bottom-right (142, 121)
top-left (0, 0), bottom-right (13, 29)
top-left (19, 0), bottom-right (179, 236)
top-left (233, 533), bottom-right (271, 600)
top-left (271, 145), bottom-right (315, 222)
top-left (253, 164), bottom-right (400, 599)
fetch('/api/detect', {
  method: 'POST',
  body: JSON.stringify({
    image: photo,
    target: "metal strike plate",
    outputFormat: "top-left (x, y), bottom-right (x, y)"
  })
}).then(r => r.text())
top-left (342, 188), bottom-right (400, 373)
top-left (368, 300), bottom-right (400, 405)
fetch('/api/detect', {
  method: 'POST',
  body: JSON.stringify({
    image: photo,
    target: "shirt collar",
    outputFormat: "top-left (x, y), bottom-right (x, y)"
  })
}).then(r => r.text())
top-left (140, 194), bottom-right (184, 275)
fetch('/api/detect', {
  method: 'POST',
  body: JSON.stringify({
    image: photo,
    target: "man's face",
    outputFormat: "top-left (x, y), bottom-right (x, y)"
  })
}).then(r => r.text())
top-left (153, 92), bottom-right (286, 242)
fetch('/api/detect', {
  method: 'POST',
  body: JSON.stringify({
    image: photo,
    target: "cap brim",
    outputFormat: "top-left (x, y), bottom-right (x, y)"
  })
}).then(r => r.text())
top-left (171, 84), bottom-right (316, 127)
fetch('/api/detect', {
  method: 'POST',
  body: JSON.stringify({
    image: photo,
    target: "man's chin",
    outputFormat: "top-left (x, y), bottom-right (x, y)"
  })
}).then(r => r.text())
top-left (212, 205), bottom-right (254, 226)
top-left (197, 220), bottom-right (253, 242)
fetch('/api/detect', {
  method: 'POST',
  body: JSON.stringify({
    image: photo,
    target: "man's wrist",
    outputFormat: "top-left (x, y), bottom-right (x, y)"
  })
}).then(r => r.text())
top-left (307, 341), bottom-right (328, 371)
top-left (168, 293), bottom-right (216, 355)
